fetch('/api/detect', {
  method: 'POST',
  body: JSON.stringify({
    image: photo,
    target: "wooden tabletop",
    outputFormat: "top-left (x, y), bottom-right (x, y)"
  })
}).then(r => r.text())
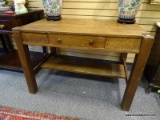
top-left (18, 18), bottom-right (145, 38)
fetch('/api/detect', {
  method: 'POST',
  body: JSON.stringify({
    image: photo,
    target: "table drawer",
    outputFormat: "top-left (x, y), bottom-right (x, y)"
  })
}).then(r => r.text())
top-left (105, 37), bottom-right (141, 53)
top-left (49, 34), bottom-right (105, 49)
top-left (0, 20), bottom-right (12, 31)
top-left (22, 33), bottom-right (48, 44)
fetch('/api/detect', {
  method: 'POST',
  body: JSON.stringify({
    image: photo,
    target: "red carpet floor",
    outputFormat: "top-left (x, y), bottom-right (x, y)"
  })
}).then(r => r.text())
top-left (0, 105), bottom-right (84, 120)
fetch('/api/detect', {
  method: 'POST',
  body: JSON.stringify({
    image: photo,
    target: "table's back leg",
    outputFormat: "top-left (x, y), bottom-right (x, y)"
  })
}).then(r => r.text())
top-left (121, 36), bottom-right (154, 111)
top-left (13, 28), bottom-right (38, 93)
top-left (120, 53), bottom-right (127, 63)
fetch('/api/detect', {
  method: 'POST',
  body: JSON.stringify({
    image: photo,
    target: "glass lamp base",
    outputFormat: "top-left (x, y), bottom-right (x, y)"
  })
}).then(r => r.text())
top-left (47, 15), bottom-right (61, 21)
top-left (117, 18), bottom-right (135, 24)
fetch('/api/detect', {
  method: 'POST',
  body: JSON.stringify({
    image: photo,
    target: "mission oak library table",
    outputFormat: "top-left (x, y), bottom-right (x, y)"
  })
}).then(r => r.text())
top-left (13, 18), bottom-right (154, 111)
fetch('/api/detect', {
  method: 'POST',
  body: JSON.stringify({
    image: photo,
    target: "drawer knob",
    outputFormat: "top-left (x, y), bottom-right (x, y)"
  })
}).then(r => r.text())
top-left (57, 38), bottom-right (61, 43)
top-left (0, 25), bottom-right (5, 29)
top-left (89, 40), bottom-right (94, 45)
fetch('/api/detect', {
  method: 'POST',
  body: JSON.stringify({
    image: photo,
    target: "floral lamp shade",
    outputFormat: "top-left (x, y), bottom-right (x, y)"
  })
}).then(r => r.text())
top-left (42, 0), bottom-right (62, 20)
top-left (118, 0), bottom-right (141, 24)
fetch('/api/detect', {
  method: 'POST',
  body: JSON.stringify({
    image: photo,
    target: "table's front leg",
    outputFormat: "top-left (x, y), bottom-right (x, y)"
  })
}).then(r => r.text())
top-left (121, 35), bottom-right (154, 111)
top-left (13, 29), bottom-right (37, 93)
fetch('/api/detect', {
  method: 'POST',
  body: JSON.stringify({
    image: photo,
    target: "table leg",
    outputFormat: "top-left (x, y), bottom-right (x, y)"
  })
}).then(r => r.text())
top-left (121, 36), bottom-right (154, 111)
top-left (13, 29), bottom-right (37, 93)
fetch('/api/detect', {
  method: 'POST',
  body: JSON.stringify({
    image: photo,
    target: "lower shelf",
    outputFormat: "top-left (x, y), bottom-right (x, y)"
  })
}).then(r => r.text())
top-left (0, 50), bottom-right (47, 71)
top-left (41, 55), bottom-right (126, 78)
